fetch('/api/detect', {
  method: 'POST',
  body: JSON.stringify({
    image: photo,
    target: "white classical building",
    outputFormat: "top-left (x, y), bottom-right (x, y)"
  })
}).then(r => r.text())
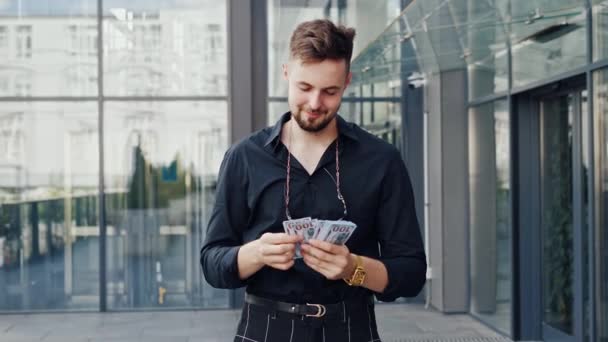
top-left (0, 6), bottom-right (228, 201)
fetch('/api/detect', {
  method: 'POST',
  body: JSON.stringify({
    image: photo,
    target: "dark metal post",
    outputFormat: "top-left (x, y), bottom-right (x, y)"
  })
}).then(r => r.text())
top-left (97, 0), bottom-right (107, 312)
top-left (227, 0), bottom-right (268, 308)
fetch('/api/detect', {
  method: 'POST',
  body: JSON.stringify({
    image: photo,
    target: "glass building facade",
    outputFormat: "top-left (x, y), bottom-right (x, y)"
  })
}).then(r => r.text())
top-left (349, 0), bottom-right (607, 341)
top-left (1, 0), bottom-right (608, 341)
top-left (0, 0), bottom-right (230, 311)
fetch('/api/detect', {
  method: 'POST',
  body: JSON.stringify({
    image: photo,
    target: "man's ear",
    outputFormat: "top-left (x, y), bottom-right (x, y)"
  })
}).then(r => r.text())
top-left (282, 63), bottom-right (288, 81)
top-left (345, 71), bottom-right (352, 88)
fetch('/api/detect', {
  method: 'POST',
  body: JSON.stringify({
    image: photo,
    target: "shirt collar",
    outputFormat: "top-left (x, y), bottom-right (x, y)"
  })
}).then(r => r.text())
top-left (263, 111), bottom-right (359, 149)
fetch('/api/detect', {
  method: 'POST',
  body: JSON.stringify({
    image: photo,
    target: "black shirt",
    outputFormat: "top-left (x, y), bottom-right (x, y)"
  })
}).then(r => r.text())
top-left (200, 112), bottom-right (426, 304)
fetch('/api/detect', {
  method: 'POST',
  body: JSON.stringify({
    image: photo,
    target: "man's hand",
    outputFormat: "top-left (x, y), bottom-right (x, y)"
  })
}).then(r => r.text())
top-left (300, 239), bottom-right (356, 280)
top-left (253, 233), bottom-right (302, 270)
top-left (238, 233), bottom-right (301, 280)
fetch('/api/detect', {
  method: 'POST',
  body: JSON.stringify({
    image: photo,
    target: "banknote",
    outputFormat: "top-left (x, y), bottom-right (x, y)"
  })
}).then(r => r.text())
top-left (282, 217), bottom-right (312, 236)
top-left (282, 217), bottom-right (313, 258)
top-left (313, 220), bottom-right (331, 240)
top-left (321, 221), bottom-right (357, 245)
top-left (282, 218), bottom-right (357, 257)
top-left (303, 219), bottom-right (318, 241)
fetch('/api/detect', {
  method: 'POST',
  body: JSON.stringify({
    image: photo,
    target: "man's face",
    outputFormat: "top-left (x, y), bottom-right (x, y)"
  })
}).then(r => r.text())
top-left (283, 58), bottom-right (352, 132)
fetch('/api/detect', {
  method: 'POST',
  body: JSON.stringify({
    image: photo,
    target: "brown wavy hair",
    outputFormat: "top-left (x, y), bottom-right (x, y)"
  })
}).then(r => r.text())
top-left (289, 19), bottom-right (356, 71)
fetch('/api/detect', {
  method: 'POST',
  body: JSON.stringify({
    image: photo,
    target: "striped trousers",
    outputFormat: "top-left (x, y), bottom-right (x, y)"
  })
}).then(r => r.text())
top-left (233, 299), bottom-right (382, 342)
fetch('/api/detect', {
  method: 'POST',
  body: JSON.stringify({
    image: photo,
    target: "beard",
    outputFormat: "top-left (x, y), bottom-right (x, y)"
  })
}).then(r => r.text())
top-left (292, 107), bottom-right (338, 133)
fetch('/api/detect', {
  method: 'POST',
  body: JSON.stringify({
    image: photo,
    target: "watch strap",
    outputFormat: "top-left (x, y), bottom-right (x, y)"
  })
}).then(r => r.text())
top-left (344, 254), bottom-right (365, 286)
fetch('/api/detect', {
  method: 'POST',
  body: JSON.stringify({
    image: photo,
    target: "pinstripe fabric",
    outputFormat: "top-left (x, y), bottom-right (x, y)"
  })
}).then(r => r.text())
top-left (233, 299), bottom-right (381, 342)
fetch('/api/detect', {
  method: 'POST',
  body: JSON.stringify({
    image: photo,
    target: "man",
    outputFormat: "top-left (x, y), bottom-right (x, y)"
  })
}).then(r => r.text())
top-left (200, 19), bottom-right (426, 342)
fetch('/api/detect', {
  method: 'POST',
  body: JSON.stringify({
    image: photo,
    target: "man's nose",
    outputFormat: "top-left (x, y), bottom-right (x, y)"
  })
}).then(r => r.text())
top-left (308, 92), bottom-right (322, 110)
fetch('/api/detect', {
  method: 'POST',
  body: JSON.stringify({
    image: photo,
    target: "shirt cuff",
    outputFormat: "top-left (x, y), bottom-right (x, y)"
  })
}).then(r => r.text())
top-left (374, 258), bottom-right (402, 302)
top-left (224, 246), bottom-right (249, 288)
top-left (374, 257), bottom-right (426, 302)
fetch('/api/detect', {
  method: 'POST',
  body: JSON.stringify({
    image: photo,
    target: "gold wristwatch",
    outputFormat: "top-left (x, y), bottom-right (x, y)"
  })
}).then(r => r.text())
top-left (344, 254), bottom-right (366, 286)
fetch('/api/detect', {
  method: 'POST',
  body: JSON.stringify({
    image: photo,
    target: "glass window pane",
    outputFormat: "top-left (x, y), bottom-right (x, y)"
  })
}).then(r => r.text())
top-left (415, 1), bottom-right (466, 74)
top-left (468, 99), bottom-right (512, 336)
top-left (0, 1), bottom-right (98, 97)
top-left (268, 101), bottom-right (287, 125)
top-left (343, 86), bottom-right (362, 125)
top-left (0, 102), bottom-right (99, 311)
top-left (540, 95), bottom-right (574, 335)
top-left (361, 84), bottom-right (372, 125)
top-left (358, 99), bottom-right (401, 150)
top-left (465, 0), bottom-right (509, 100)
top-left (593, 68), bottom-right (608, 341)
top-left (592, 0), bottom-right (608, 61)
top-left (103, 100), bottom-right (229, 309)
top-left (103, 1), bottom-right (227, 96)
top-left (511, 1), bottom-right (587, 88)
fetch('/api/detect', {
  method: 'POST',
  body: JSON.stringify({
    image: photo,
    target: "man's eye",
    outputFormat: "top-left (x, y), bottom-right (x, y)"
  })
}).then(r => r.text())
top-left (325, 91), bottom-right (337, 96)
top-left (299, 86), bottom-right (311, 91)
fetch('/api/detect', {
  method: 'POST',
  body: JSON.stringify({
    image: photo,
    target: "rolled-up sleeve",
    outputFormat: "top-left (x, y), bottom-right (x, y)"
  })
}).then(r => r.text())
top-left (374, 150), bottom-right (427, 302)
top-left (200, 145), bottom-right (250, 289)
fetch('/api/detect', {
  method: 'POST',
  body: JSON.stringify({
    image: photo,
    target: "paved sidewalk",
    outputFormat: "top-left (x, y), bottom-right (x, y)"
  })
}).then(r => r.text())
top-left (0, 304), bottom-right (512, 342)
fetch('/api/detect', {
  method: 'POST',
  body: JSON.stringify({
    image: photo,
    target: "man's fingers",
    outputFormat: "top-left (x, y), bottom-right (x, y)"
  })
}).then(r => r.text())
top-left (301, 244), bottom-right (350, 280)
top-left (301, 244), bottom-right (331, 262)
top-left (261, 243), bottom-right (295, 256)
top-left (307, 239), bottom-right (346, 254)
top-left (265, 254), bottom-right (294, 265)
top-left (261, 232), bottom-right (302, 244)
top-left (303, 256), bottom-right (333, 278)
top-left (269, 260), bottom-right (295, 271)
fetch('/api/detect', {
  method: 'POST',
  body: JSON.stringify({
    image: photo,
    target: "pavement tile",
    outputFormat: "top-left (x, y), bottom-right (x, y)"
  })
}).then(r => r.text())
top-left (42, 338), bottom-right (89, 342)
top-left (2, 331), bottom-right (50, 340)
top-left (136, 338), bottom-right (189, 342)
top-left (0, 322), bottom-right (15, 332)
top-left (88, 338), bottom-right (140, 342)
top-left (1, 338), bottom-right (44, 342)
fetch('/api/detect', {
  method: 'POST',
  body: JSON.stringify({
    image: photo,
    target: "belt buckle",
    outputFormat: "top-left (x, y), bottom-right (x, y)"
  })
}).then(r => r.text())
top-left (305, 303), bottom-right (326, 317)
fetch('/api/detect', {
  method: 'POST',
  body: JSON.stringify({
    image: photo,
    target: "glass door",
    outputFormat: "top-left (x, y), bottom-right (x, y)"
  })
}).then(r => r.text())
top-left (539, 89), bottom-right (588, 341)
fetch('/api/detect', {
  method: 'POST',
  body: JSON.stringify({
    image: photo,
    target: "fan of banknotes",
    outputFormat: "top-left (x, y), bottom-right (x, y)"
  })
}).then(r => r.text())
top-left (283, 217), bottom-right (357, 258)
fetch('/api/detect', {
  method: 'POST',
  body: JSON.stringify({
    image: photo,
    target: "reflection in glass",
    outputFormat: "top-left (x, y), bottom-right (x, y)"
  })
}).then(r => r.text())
top-left (592, 0), bottom-right (608, 61)
top-left (0, 1), bottom-right (98, 96)
top-left (511, 1), bottom-right (587, 88)
top-left (268, 101), bottom-right (287, 124)
top-left (363, 100), bottom-right (401, 150)
top-left (104, 101), bottom-right (229, 309)
top-left (593, 68), bottom-right (608, 342)
top-left (540, 95), bottom-right (574, 335)
top-left (463, 0), bottom-right (509, 100)
top-left (468, 100), bottom-right (512, 335)
top-left (0, 102), bottom-right (99, 311)
top-left (361, 84), bottom-right (372, 125)
top-left (103, 1), bottom-right (227, 96)
top-left (350, 31), bottom-right (402, 150)
top-left (343, 87), bottom-right (361, 125)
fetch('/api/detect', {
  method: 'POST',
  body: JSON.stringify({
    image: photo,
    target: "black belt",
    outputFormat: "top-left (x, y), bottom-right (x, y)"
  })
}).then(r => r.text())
top-left (244, 293), bottom-right (374, 318)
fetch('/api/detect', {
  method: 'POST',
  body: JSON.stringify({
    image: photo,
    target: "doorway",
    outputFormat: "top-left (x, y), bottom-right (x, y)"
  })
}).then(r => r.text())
top-left (515, 78), bottom-right (589, 341)
top-left (538, 90), bottom-right (587, 341)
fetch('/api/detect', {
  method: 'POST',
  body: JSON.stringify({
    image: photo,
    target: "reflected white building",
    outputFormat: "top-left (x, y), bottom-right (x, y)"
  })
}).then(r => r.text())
top-left (0, 7), bottom-right (228, 202)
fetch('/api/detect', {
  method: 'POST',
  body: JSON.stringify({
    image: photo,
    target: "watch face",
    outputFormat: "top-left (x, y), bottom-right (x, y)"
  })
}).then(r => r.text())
top-left (353, 269), bottom-right (366, 285)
